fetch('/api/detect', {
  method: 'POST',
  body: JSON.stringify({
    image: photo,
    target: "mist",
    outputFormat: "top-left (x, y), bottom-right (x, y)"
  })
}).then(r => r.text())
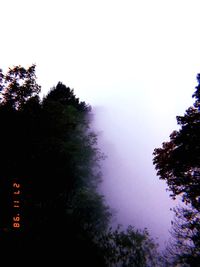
top-left (93, 104), bottom-right (174, 249)
top-left (90, 84), bottom-right (185, 249)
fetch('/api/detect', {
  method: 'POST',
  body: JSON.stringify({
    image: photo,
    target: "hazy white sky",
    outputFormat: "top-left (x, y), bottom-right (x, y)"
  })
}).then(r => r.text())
top-left (1, 0), bottom-right (200, 248)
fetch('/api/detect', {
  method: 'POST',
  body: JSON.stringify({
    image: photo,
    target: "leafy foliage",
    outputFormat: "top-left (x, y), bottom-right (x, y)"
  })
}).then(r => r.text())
top-left (153, 75), bottom-right (200, 209)
top-left (0, 65), bottom-right (109, 264)
top-left (0, 65), bottom-right (41, 109)
top-left (0, 65), bottom-right (161, 266)
top-left (97, 225), bottom-right (161, 267)
top-left (164, 206), bottom-right (200, 266)
top-left (153, 74), bottom-right (200, 266)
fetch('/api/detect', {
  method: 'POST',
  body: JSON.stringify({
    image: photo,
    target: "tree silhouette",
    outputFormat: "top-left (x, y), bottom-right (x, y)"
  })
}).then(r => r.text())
top-left (153, 75), bottom-right (200, 208)
top-left (0, 66), bottom-right (110, 265)
top-left (153, 74), bottom-right (200, 266)
top-left (97, 225), bottom-right (161, 267)
top-left (0, 64), bottom-right (162, 266)
top-left (0, 65), bottom-right (40, 109)
top-left (164, 206), bottom-right (200, 266)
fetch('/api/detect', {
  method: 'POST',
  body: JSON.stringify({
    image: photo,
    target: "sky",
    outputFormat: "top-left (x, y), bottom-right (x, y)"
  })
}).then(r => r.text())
top-left (1, 0), bottom-right (200, 249)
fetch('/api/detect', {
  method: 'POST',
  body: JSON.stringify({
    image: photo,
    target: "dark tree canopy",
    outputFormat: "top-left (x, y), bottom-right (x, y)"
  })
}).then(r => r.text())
top-left (0, 65), bottom-right (161, 266)
top-left (97, 225), bottom-right (161, 267)
top-left (0, 65), bottom-right (109, 265)
top-left (153, 74), bottom-right (200, 209)
top-left (0, 65), bottom-right (41, 109)
top-left (153, 74), bottom-right (200, 266)
top-left (164, 205), bottom-right (200, 266)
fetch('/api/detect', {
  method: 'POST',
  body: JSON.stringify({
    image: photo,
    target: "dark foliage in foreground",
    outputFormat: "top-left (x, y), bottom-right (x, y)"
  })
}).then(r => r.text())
top-left (0, 65), bottom-right (160, 266)
top-left (153, 74), bottom-right (200, 266)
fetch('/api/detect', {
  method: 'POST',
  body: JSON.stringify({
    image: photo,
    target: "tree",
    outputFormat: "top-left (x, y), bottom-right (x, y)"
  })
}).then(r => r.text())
top-left (0, 64), bottom-right (162, 266)
top-left (164, 206), bottom-right (200, 266)
top-left (153, 74), bottom-right (200, 209)
top-left (153, 74), bottom-right (200, 266)
top-left (0, 65), bottom-right (41, 245)
top-left (97, 225), bottom-right (161, 267)
top-left (0, 65), bottom-right (41, 109)
top-left (0, 68), bottom-right (110, 265)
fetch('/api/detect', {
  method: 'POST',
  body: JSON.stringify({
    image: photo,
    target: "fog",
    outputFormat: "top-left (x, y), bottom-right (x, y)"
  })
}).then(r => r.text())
top-left (80, 64), bottom-right (196, 249)
top-left (1, 0), bottom-right (200, 250)
top-left (93, 101), bottom-right (178, 249)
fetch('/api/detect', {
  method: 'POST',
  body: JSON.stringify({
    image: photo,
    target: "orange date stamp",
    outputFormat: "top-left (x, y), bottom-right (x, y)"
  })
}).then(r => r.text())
top-left (12, 182), bottom-right (21, 229)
